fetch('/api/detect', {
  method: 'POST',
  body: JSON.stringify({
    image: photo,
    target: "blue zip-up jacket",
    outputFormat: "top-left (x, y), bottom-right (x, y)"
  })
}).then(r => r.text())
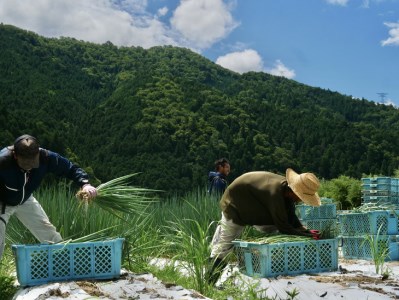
top-left (208, 171), bottom-right (228, 196)
top-left (0, 147), bottom-right (90, 206)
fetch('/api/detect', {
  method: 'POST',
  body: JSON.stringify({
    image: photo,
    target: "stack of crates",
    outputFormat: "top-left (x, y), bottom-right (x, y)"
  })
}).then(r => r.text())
top-left (338, 210), bottom-right (399, 260)
top-left (339, 177), bottom-right (399, 261)
top-left (361, 177), bottom-right (399, 206)
top-left (338, 177), bottom-right (399, 260)
top-left (295, 197), bottom-right (338, 238)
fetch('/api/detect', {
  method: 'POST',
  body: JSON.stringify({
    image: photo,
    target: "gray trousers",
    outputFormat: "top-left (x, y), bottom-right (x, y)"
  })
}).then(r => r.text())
top-left (210, 212), bottom-right (277, 259)
top-left (0, 195), bottom-right (62, 260)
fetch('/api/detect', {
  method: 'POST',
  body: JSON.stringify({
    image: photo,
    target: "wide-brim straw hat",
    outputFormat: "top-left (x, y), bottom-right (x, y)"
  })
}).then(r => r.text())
top-left (286, 168), bottom-right (321, 206)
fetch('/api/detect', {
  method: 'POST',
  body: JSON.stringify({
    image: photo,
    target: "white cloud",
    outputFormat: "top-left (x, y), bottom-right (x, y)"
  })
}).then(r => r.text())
top-left (325, 0), bottom-right (348, 6)
top-left (170, 0), bottom-right (239, 49)
top-left (266, 60), bottom-right (296, 79)
top-left (361, 0), bottom-right (370, 8)
top-left (158, 6), bottom-right (168, 17)
top-left (381, 22), bottom-right (399, 46)
top-left (0, 0), bottom-right (175, 48)
top-left (376, 96), bottom-right (396, 107)
top-left (216, 50), bottom-right (296, 79)
top-left (216, 49), bottom-right (263, 74)
top-left (0, 0), bottom-right (239, 50)
top-left (383, 99), bottom-right (396, 107)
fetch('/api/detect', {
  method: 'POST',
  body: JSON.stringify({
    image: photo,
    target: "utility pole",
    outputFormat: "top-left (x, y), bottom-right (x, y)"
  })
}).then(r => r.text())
top-left (377, 92), bottom-right (388, 104)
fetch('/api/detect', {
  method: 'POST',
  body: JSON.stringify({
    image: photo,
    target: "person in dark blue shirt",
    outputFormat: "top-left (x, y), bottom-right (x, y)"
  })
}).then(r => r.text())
top-left (0, 134), bottom-right (97, 261)
top-left (208, 158), bottom-right (230, 196)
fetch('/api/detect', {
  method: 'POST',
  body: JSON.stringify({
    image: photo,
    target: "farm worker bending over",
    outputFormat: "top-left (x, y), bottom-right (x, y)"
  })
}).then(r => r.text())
top-left (0, 134), bottom-right (97, 261)
top-left (206, 168), bottom-right (321, 285)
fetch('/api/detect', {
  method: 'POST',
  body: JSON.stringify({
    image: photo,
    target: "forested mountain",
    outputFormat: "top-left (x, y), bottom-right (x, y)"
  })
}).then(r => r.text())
top-left (1, 24), bottom-right (399, 194)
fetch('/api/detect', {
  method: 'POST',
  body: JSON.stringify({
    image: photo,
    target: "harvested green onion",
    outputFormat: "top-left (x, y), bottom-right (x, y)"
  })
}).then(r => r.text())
top-left (242, 234), bottom-right (313, 244)
top-left (76, 173), bottom-right (159, 218)
top-left (343, 202), bottom-right (398, 213)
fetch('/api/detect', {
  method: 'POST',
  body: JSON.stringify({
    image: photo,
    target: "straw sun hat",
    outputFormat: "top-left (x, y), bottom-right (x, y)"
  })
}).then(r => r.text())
top-left (286, 168), bottom-right (321, 206)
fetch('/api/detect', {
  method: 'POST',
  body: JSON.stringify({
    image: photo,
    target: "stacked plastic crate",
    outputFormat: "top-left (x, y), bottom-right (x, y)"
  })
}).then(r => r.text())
top-left (296, 197), bottom-right (338, 239)
top-left (232, 198), bottom-right (339, 278)
top-left (338, 177), bottom-right (399, 261)
top-left (361, 177), bottom-right (399, 206)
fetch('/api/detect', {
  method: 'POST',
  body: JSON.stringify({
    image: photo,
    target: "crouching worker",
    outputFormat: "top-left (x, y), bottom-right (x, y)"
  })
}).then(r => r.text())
top-left (0, 134), bottom-right (97, 261)
top-left (206, 168), bottom-right (321, 285)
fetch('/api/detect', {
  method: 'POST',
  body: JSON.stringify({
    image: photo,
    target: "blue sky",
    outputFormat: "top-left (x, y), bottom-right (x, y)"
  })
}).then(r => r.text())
top-left (1, 0), bottom-right (398, 106)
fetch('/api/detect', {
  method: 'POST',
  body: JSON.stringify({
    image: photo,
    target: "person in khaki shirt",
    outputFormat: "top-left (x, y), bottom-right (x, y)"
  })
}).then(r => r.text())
top-left (206, 168), bottom-right (321, 285)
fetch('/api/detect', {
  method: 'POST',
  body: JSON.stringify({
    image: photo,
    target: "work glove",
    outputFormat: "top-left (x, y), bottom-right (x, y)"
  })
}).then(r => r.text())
top-left (82, 184), bottom-right (97, 199)
top-left (309, 229), bottom-right (320, 240)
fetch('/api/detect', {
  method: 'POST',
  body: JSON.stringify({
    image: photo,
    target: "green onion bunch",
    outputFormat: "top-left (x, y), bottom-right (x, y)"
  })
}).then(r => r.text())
top-left (76, 173), bottom-right (159, 218)
top-left (242, 234), bottom-right (313, 244)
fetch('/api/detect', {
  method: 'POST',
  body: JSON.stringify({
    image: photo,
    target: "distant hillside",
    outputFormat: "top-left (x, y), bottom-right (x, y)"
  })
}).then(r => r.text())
top-left (1, 24), bottom-right (399, 194)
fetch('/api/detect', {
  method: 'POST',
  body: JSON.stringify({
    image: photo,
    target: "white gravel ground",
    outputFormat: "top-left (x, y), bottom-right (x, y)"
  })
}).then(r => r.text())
top-left (11, 259), bottom-right (399, 300)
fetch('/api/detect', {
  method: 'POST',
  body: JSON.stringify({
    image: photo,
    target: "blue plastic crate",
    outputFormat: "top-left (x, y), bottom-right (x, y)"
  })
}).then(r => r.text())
top-left (338, 210), bottom-right (399, 236)
top-left (233, 239), bottom-right (338, 278)
top-left (361, 183), bottom-right (395, 191)
top-left (296, 203), bottom-right (337, 220)
top-left (361, 195), bottom-right (395, 204)
top-left (361, 197), bottom-right (399, 207)
top-left (301, 219), bottom-right (338, 238)
top-left (340, 235), bottom-right (399, 261)
top-left (361, 177), bottom-right (392, 185)
top-left (12, 238), bottom-right (124, 287)
top-left (361, 189), bottom-right (391, 196)
top-left (392, 178), bottom-right (399, 186)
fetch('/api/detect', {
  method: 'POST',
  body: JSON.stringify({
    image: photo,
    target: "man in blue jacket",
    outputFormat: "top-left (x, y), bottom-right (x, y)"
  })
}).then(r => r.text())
top-left (208, 158), bottom-right (230, 196)
top-left (0, 134), bottom-right (97, 260)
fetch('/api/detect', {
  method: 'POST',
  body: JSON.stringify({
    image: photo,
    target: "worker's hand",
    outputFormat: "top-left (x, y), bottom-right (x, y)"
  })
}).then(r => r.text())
top-left (82, 184), bottom-right (97, 199)
top-left (311, 235), bottom-right (320, 240)
top-left (309, 229), bottom-right (320, 240)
